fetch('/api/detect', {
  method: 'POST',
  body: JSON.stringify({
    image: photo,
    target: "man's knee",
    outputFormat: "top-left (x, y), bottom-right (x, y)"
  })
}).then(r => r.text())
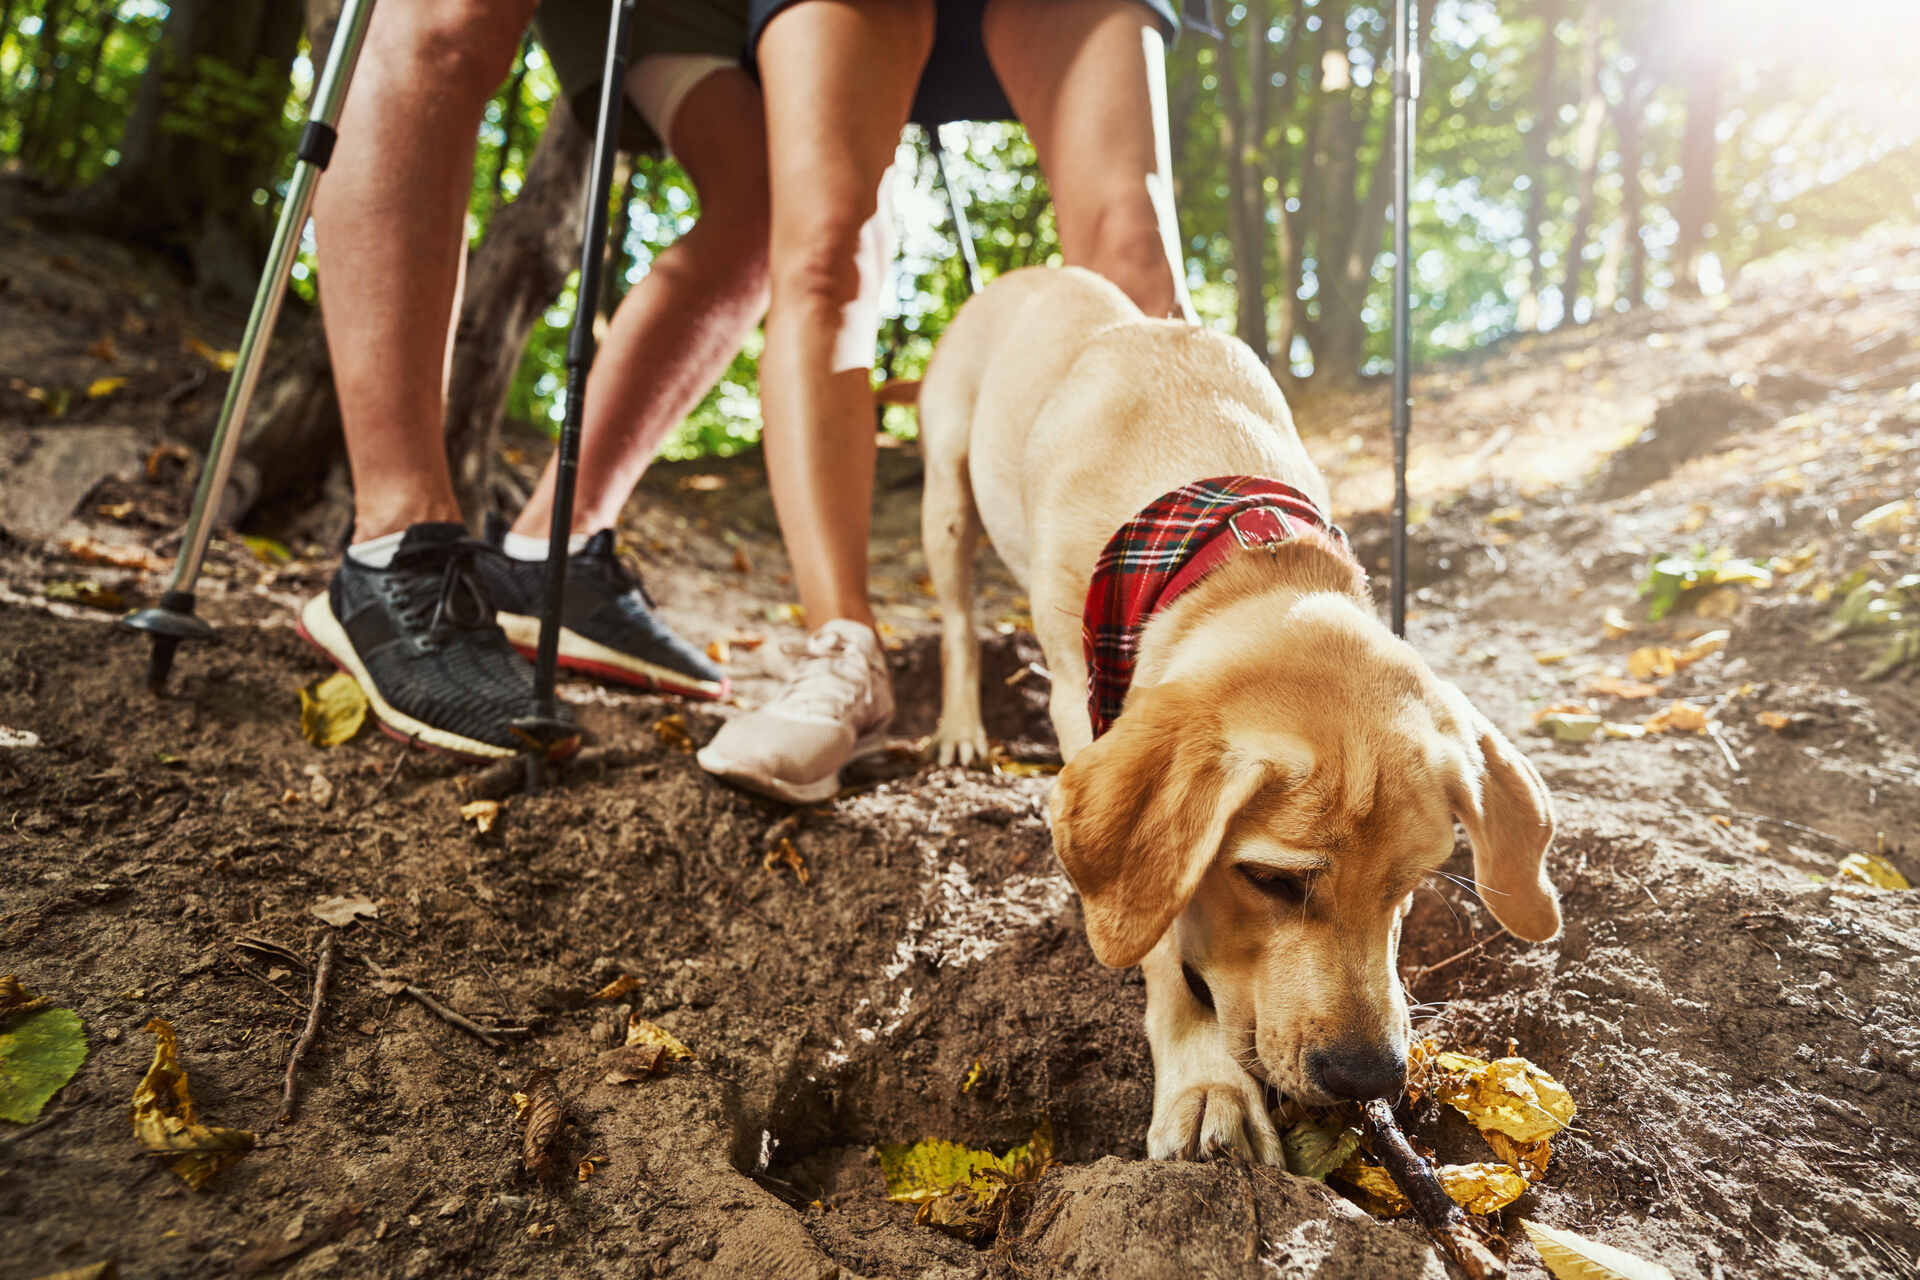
top-left (1080, 195), bottom-right (1179, 310)
top-left (372, 0), bottom-right (537, 106)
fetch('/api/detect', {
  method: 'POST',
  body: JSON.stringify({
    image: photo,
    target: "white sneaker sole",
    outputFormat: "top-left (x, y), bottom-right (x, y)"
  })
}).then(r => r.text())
top-left (496, 611), bottom-right (728, 701)
top-left (696, 728), bottom-right (891, 807)
top-left (298, 593), bottom-right (518, 760)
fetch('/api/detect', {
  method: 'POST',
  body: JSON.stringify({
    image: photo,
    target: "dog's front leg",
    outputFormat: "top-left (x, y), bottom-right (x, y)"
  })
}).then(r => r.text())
top-left (1141, 936), bottom-right (1283, 1165)
top-left (922, 449), bottom-right (989, 767)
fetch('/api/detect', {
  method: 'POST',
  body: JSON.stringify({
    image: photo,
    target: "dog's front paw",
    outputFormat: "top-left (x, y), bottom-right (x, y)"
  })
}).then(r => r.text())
top-left (934, 715), bottom-right (990, 768)
top-left (1148, 1076), bottom-right (1283, 1165)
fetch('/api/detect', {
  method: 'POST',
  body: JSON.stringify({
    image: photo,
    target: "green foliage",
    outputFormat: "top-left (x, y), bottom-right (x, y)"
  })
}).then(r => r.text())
top-left (0, 1007), bottom-right (88, 1124)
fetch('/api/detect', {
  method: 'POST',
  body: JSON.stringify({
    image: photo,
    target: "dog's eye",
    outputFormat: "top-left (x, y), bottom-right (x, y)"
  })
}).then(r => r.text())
top-left (1237, 864), bottom-right (1308, 903)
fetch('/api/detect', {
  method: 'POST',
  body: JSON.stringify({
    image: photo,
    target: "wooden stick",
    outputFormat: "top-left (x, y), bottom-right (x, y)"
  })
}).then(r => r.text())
top-left (359, 954), bottom-right (528, 1049)
top-left (1360, 1100), bottom-right (1506, 1280)
top-left (280, 930), bottom-right (335, 1120)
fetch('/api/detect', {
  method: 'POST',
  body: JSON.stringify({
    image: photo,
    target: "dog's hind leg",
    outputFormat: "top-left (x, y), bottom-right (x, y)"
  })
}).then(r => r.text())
top-left (923, 443), bottom-right (989, 767)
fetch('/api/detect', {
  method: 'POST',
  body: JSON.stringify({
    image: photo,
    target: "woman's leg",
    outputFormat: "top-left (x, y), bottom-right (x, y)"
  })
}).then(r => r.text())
top-left (513, 66), bottom-right (772, 541)
top-left (755, 0), bottom-right (935, 629)
top-left (982, 0), bottom-right (1193, 320)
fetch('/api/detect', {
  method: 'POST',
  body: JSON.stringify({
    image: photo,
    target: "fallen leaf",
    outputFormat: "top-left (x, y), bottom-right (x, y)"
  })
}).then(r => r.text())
top-left (1600, 722), bottom-right (1647, 740)
top-left (1438, 1161), bottom-right (1530, 1214)
top-left (519, 1069), bottom-right (564, 1179)
top-left (987, 746), bottom-right (1062, 777)
top-left (88, 333), bottom-right (119, 362)
top-left (1281, 1118), bottom-right (1363, 1181)
top-left (1626, 647), bottom-right (1677, 680)
top-left (590, 975), bottom-right (641, 1002)
top-left (459, 799), bottom-right (501, 835)
top-left (1532, 648), bottom-right (1572, 666)
top-left (0, 975), bottom-right (54, 1019)
top-left (730, 547), bottom-right (751, 574)
top-left (725, 631), bottom-right (766, 651)
top-left (624, 1016), bottom-right (692, 1060)
top-left (1677, 630), bottom-right (1730, 664)
top-left (60, 537), bottom-right (167, 573)
top-left (145, 441), bottom-right (191, 481)
top-left (1484, 1131), bottom-right (1551, 1180)
top-left (1584, 676), bottom-right (1660, 700)
top-left (131, 1019), bottom-right (256, 1189)
top-left (1534, 713), bottom-right (1602, 743)
top-left (240, 534), bottom-right (292, 566)
top-left (652, 715), bottom-right (693, 754)
top-left (1431, 1052), bottom-right (1576, 1144)
top-left (43, 580), bottom-right (125, 611)
top-left (1756, 711), bottom-right (1790, 731)
top-left (1836, 853), bottom-right (1910, 890)
top-left (0, 1006), bottom-right (88, 1124)
top-left (1521, 1218), bottom-right (1676, 1280)
top-left (1691, 586), bottom-right (1741, 619)
top-left (1601, 607), bottom-right (1636, 639)
top-left (599, 1042), bottom-right (672, 1084)
top-left (960, 1058), bottom-right (985, 1094)
top-left (705, 638), bottom-right (731, 665)
top-left (1639, 550), bottom-right (1771, 622)
top-left (1642, 701), bottom-right (1710, 734)
top-left (1850, 499), bottom-right (1914, 535)
top-left (763, 837), bottom-right (809, 885)
top-left (86, 376), bottom-right (127, 399)
top-left (1331, 1157), bottom-right (1409, 1216)
top-left (679, 473), bottom-right (726, 492)
top-left (184, 337), bottom-right (239, 371)
top-left (876, 1120), bottom-right (1053, 1225)
top-left (1486, 507), bottom-right (1524, 526)
top-left (310, 895), bottom-right (377, 927)
top-left (577, 1159), bottom-right (596, 1182)
top-left (299, 673), bottom-right (367, 747)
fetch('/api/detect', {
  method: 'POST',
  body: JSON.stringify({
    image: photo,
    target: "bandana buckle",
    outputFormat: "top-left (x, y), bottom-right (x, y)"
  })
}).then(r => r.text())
top-left (1228, 506), bottom-right (1296, 551)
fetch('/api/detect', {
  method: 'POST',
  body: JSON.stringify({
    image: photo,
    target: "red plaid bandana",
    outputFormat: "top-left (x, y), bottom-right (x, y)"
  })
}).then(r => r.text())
top-left (1082, 476), bottom-right (1355, 738)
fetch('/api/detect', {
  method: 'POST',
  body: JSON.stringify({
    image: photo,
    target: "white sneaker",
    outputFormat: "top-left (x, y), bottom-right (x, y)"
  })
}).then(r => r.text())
top-left (696, 618), bottom-right (895, 804)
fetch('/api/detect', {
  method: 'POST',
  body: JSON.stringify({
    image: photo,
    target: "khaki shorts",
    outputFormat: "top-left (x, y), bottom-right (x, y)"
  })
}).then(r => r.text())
top-left (535, 0), bottom-right (750, 155)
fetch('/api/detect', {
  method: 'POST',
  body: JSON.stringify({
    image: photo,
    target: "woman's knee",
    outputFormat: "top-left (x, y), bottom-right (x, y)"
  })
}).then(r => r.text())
top-left (772, 204), bottom-right (879, 311)
top-left (373, 0), bottom-right (536, 107)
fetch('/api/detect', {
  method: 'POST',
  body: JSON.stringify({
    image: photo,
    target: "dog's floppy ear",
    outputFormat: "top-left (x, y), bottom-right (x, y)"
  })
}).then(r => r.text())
top-left (1435, 683), bottom-right (1560, 941)
top-left (1049, 683), bottom-right (1268, 967)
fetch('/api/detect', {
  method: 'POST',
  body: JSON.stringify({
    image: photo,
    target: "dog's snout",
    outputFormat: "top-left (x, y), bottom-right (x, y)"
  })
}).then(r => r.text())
top-left (1308, 1044), bottom-right (1407, 1101)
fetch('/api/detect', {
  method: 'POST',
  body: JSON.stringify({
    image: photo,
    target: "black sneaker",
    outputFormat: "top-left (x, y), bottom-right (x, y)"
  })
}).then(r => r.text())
top-left (296, 522), bottom-right (578, 760)
top-left (477, 514), bottom-right (729, 701)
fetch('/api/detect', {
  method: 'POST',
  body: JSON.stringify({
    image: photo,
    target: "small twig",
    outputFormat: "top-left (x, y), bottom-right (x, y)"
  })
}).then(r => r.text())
top-left (225, 949), bottom-right (307, 1010)
top-left (281, 931), bottom-right (335, 1120)
top-left (0, 1108), bottom-right (73, 1145)
top-left (1734, 809), bottom-right (1851, 848)
top-left (1360, 1100), bottom-right (1505, 1279)
top-left (1003, 661), bottom-right (1051, 688)
top-left (1407, 933), bottom-right (1503, 988)
top-left (359, 954), bottom-right (526, 1049)
top-left (1706, 723), bottom-right (1741, 774)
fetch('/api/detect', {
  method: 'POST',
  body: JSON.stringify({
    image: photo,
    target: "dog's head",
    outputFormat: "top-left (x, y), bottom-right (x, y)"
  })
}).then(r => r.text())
top-left (1050, 586), bottom-right (1557, 1105)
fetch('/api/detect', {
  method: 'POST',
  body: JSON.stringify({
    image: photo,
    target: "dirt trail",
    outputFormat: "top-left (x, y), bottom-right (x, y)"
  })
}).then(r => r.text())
top-left (3, 227), bottom-right (1919, 1279)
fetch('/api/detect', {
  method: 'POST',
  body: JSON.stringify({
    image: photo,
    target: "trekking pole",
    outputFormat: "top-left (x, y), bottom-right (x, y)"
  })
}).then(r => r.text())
top-left (121, 0), bottom-right (379, 694)
top-left (513, 0), bottom-right (639, 792)
top-left (930, 129), bottom-right (983, 298)
top-left (1389, 0), bottom-right (1419, 639)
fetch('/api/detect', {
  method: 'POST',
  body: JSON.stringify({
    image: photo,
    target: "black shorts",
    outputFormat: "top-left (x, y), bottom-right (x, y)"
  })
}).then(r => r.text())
top-left (746, 0), bottom-right (1180, 126)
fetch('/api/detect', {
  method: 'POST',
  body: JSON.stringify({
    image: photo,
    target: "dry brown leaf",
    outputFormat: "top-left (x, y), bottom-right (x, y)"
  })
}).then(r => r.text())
top-left (1642, 701), bottom-right (1710, 734)
top-left (520, 1069), bottom-right (565, 1179)
top-left (652, 715), bottom-right (693, 754)
top-left (599, 1042), bottom-right (671, 1084)
top-left (763, 837), bottom-right (810, 885)
top-left (0, 974), bottom-right (54, 1018)
top-left (730, 547), bottom-right (751, 574)
top-left (459, 799), bottom-right (501, 834)
top-left (1583, 675), bottom-right (1660, 700)
top-left (624, 1016), bottom-right (692, 1060)
top-left (1756, 710), bottom-right (1790, 731)
top-left (131, 1019), bottom-right (256, 1189)
top-left (1677, 630), bottom-right (1730, 664)
top-left (1626, 647), bottom-right (1677, 680)
top-left (1521, 1219), bottom-right (1675, 1280)
top-left (590, 975), bottom-right (641, 1002)
top-left (87, 333), bottom-right (119, 362)
top-left (1331, 1157), bottom-right (1409, 1216)
top-left (705, 638), bottom-right (731, 665)
top-left (577, 1159), bottom-right (596, 1182)
top-left (1484, 1131), bottom-right (1551, 1180)
top-left (59, 538), bottom-right (167, 574)
top-left (310, 895), bottom-right (377, 927)
top-left (144, 441), bottom-right (191, 481)
top-left (725, 631), bottom-right (766, 651)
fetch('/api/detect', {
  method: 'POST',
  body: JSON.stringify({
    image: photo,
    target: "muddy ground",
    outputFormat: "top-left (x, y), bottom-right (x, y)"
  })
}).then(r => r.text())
top-left (3, 220), bottom-right (1919, 1279)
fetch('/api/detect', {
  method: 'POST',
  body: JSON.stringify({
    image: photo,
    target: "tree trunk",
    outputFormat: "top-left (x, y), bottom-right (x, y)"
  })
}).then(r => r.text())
top-left (17, 0), bottom-right (71, 167)
top-left (55, 1), bottom-right (120, 182)
top-left (1217, 1), bottom-right (1269, 362)
top-left (1557, 21), bottom-right (1604, 325)
top-left (444, 106), bottom-right (591, 520)
top-left (61, 0), bottom-right (303, 298)
top-left (1671, 53), bottom-right (1723, 296)
top-left (1515, 0), bottom-right (1562, 331)
top-left (489, 36), bottom-right (533, 212)
top-left (1610, 66), bottom-right (1649, 310)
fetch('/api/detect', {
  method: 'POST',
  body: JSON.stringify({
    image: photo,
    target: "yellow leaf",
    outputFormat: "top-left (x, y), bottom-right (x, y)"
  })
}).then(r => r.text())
top-left (1521, 1219), bottom-right (1675, 1280)
top-left (299, 672), bottom-right (367, 747)
top-left (1484, 1131), bottom-right (1551, 1180)
top-left (1432, 1052), bottom-right (1576, 1143)
top-left (1626, 647), bottom-right (1676, 680)
top-left (960, 1058), bottom-right (985, 1094)
top-left (130, 1019), bottom-right (255, 1189)
top-left (1756, 711), bottom-right (1789, 731)
top-left (1331, 1157), bottom-right (1409, 1216)
top-left (1676, 630), bottom-right (1730, 665)
top-left (875, 1120), bottom-right (1053, 1208)
top-left (185, 337), bottom-right (239, 371)
top-left (86, 376), bottom-right (127, 399)
top-left (460, 799), bottom-right (501, 834)
top-left (1600, 722), bottom-right (1647, 740)
top-left (1584, 676), bottom-right (1659, 700)
top-left (1851, 499), bottom-right (1914, 535)
top-left (1836, 853), bottom-right (1910, 891)
top-left (1486, 507), bottom-right (1524, 526)
top-left (652, 715), bottom-right (693, 753)
top-left (705, 638), bottom-right (731, 665)
top-left (1438, 1161), bottom-right (1530, 1214)
top-left (590, 975), bottom-right (641, 1002)
top-left (1601, 607), bottom-right (1636, 639)
top-left (239, 534), bottom-right (292, 566)
top-left (1532, 648), bottom-right (1572, 666)
top-left (763, 837), bottom-right (809, 885)
top-left (1691, 586), bottom-right (1741, 619)
top-left (624, 1016), bottom-right (692, 1059)
top-left (1642, 701), bottom-right (1709, 735)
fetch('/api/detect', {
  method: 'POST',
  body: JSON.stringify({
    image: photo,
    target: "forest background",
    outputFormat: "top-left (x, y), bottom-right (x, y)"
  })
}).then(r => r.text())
top-left (2, 0), bottom-right (1917, 524)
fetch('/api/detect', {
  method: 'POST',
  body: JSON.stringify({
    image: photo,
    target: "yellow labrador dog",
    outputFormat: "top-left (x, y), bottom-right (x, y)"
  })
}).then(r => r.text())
top-left (914, 267), bottom-right (1558, 1164)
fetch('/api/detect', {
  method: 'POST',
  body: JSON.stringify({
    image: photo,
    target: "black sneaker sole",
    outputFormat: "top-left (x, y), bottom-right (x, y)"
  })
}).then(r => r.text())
top-left (496, 611), bottom-right (729, 702)
top-left (299, 593), bottom-right (531, 761)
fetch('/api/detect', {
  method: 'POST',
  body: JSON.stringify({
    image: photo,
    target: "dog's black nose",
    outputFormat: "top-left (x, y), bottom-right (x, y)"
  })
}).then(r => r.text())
top-left (1308, 1045), bottom-right (1407, 1101)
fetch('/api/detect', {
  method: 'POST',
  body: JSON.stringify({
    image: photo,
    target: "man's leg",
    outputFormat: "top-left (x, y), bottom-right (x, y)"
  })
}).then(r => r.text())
top-left (982, 0), bottom-right (1193, 320)
top-left (313, 0), bottom-right (540, 543)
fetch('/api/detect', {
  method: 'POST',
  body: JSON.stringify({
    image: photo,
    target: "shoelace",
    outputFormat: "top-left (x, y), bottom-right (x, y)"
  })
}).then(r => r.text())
top-left (774, 630), bottom-right (873, 721)
top-left (391, 542), bottom-right (493, 647)
top-left (580, 536), bottom-right (657, 610)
